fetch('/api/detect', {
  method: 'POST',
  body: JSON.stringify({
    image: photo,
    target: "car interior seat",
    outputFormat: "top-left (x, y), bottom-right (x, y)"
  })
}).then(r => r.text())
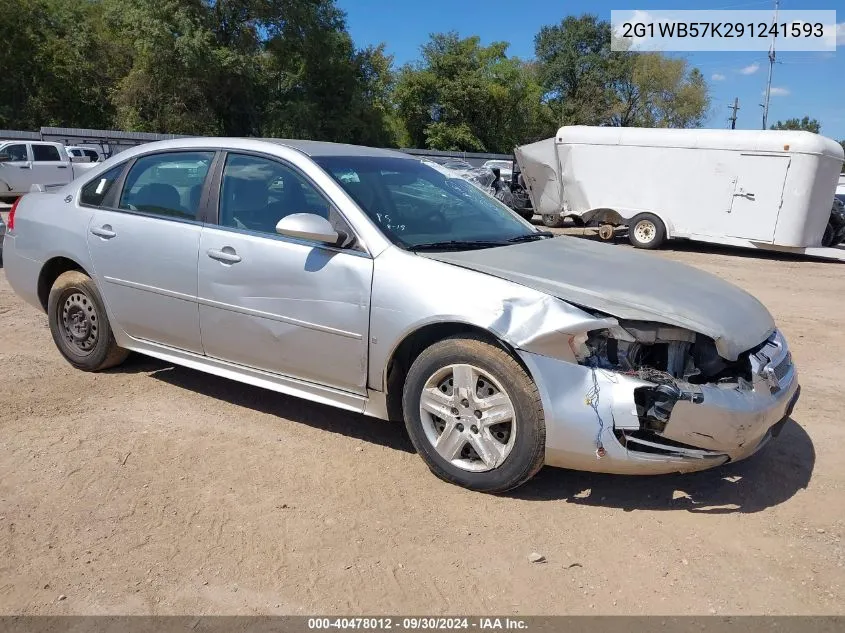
top-left (131, 183), bottom-right (187, 217)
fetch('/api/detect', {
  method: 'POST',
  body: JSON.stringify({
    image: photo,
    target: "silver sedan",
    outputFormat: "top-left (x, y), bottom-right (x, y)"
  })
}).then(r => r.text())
top-left (2, 138), bottom-right (800, 492)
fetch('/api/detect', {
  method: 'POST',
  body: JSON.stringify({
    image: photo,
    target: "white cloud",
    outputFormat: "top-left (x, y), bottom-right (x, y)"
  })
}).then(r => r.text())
top-left (612, 10), bottom-right (657, 49)
top-left (820, 21), bottom-right (845, 48)
top-left (711, 73), bottom-right (726, 81)
top-left (739, 62), bottom-right (760, 75)
top-left (768, 87), bottom-right (791, 97)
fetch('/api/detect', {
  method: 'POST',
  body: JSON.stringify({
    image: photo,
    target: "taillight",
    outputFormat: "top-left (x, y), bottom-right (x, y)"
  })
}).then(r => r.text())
top-left (8, 196), bottom-right (21, 231)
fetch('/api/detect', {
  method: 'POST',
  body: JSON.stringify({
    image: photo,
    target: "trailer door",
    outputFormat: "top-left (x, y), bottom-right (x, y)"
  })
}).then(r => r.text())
top-left (727, 154), bottom-right (790, 242)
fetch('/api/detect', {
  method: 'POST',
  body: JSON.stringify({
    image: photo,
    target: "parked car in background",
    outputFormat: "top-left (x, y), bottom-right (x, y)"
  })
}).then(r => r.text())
top-left (3, 138), bottom-right (799, 493)
top-left (65, 146), bottom-right (103, 163)
top-left (824, 196), bottom-right (845, 246)
top-left (0, 141), bottom-right (98, 200)
top-left (482, 159), bottom-right (513, 184)
top-left (440, 159), bottom-right (474, 172)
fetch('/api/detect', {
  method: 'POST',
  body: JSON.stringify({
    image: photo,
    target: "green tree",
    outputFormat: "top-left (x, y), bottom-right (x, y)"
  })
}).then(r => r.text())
top-left (0, 0), bottom-right (126, 130)
top-left (96, 0), bottom-right (395, 143)
top-left (770, 117), bottom-right (821, 134)
top-left (534, 15), bottom-right (621, 126)
top-left (106, 0), bottom-right (223, 135)
top-left (534, 14), bottom-right (709, 129)
top-left (259, 0), bottom-right (394, 145)
top-left (393, 33), bottom-right (553, 153)
top-left (612, 54), bottom-right (710, 128)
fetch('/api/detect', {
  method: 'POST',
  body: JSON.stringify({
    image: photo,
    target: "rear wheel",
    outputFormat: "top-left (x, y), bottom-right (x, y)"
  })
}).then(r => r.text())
top-left (402, 335), bottom-right (546, 493)
top-left (628, 213), bottom-right (666, 249)
top-left (47, 271), bottom-right (128, 371)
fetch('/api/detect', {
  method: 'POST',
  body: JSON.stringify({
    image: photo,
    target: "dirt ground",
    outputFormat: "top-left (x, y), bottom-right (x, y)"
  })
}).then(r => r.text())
top-left (0, 223), bottom-right (843, 615)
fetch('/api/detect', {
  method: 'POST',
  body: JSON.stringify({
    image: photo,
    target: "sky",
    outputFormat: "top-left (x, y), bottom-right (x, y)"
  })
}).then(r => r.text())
top-left (336, 0), bottom-right (845, 140)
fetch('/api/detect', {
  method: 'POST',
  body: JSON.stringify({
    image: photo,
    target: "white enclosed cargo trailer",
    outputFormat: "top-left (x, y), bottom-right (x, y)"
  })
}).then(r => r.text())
top-left (515, 126), bottom-right (845, 260)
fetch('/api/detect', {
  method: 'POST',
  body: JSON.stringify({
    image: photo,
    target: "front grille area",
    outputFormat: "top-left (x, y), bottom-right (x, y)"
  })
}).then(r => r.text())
top-left (773, 351), bottom-right (793, 382)
top-left (749, 331), bottom-right (793, 392)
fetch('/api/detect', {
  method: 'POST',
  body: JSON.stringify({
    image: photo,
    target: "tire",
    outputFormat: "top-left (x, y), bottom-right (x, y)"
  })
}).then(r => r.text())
top-left (47, 270), bottom-right (129, 371)
top-left (402, 335), bottom-right (546, 493)
top-left (822, 223), bottom-right (834, 247)
top-left (628, 213), bottom-right (666, 249)
top-left (520, 210), bottom-right (535, 221)
top-left (542, 213), bottom-right (563, 228)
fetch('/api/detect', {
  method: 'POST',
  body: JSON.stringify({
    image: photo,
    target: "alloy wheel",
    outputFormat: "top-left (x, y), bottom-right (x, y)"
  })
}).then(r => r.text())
top-left (418, 364), bottom-right (517, 472)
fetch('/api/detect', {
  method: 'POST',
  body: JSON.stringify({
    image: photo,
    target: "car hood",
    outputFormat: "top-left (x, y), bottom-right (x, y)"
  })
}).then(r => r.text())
top-left (421, 236), bottom-right (775, 361)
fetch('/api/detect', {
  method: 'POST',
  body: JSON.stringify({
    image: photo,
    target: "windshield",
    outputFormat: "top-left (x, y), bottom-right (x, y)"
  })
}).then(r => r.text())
top-left (314, 156), bottom-right (538, 249)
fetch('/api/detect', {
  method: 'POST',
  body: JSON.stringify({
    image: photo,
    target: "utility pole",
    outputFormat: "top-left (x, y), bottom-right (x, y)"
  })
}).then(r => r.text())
top-left (728, 98), bottom-right (740, 129)
top-left (762, 0), bottom-right (779, 129)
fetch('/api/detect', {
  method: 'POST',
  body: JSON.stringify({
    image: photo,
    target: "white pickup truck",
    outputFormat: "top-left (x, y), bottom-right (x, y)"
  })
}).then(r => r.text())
top-left (0, 140), bottom-right (98, 201)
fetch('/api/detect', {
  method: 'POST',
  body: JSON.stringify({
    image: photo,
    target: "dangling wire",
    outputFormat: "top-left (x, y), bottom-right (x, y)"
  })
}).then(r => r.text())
top-left (585, 364), bottom-right (607, 458)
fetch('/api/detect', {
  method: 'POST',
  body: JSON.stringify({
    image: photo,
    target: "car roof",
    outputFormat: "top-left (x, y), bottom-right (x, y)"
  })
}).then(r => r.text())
top-left (259, 139), bottom-right (412, 160)
top-left (95, 137), bottom-right (417, 169)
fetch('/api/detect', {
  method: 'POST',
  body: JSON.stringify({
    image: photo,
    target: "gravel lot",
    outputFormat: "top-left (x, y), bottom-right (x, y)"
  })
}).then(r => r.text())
top-left (1, 224), bottom-right (843, 615)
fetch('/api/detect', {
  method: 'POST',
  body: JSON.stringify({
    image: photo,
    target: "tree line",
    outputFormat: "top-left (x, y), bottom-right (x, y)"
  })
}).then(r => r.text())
top-left (0, 0), bottom-right (747, 154)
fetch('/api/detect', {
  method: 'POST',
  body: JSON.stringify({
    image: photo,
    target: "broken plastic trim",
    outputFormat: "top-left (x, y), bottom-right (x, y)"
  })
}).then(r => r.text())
top-left (634, 382), bottom-right (704, 433)
top-left (614, 429), bottom-right (730, 461)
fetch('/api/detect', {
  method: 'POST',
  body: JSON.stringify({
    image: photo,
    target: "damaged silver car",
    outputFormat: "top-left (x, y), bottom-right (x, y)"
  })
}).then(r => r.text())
top-left (3, 138), bottom-right (800, 493)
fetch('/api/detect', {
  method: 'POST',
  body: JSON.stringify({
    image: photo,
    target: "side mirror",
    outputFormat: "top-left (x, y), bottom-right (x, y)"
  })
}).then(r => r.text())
top-left (275, 213), bottom-right (340, 245)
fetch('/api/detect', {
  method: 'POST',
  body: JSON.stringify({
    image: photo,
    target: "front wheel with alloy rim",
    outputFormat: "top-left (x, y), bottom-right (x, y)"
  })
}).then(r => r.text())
top-left (628, 213), bottom-right (666, 249)
top-left (47, 270), bottom-right (129, 371)
top-left (402, 335), bottom-right (546, 493)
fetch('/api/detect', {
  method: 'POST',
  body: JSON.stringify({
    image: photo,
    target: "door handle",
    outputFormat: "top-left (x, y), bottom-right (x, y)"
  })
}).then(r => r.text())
top-left (18, 164), bottom-right (31, 169)
top-left (90, 225), bottom-right (116, 239)
top-left (207, 247), bottom-right (241, 264)
top-left (57, 165), bottom-right (68, 169)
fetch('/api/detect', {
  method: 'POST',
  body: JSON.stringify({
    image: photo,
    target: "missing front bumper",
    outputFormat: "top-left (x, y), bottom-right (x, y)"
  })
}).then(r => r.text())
top-left (519, 344), bottom-right (801, 475)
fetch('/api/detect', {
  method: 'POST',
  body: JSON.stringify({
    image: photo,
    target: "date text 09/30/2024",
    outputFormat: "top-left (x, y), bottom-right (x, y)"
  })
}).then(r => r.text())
top-left (307, 617), bottom-right (528, 630)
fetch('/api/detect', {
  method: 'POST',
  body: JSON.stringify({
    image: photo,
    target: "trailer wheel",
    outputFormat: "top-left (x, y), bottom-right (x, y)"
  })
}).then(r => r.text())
top-left (628, 213), bottom-right (666, 249)
top-left (598, 223), bottom-right (616, 242)
top-left (542, 214), bottom-right (564, 228)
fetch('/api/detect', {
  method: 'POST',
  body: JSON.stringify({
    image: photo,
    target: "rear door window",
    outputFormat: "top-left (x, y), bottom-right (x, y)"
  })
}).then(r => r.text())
top-left (32, 144), bottom-right (61, 162)
top-left (118, 152), bottom-right (214, 220)
top-left (80, 165), bottom-right (126, 207)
